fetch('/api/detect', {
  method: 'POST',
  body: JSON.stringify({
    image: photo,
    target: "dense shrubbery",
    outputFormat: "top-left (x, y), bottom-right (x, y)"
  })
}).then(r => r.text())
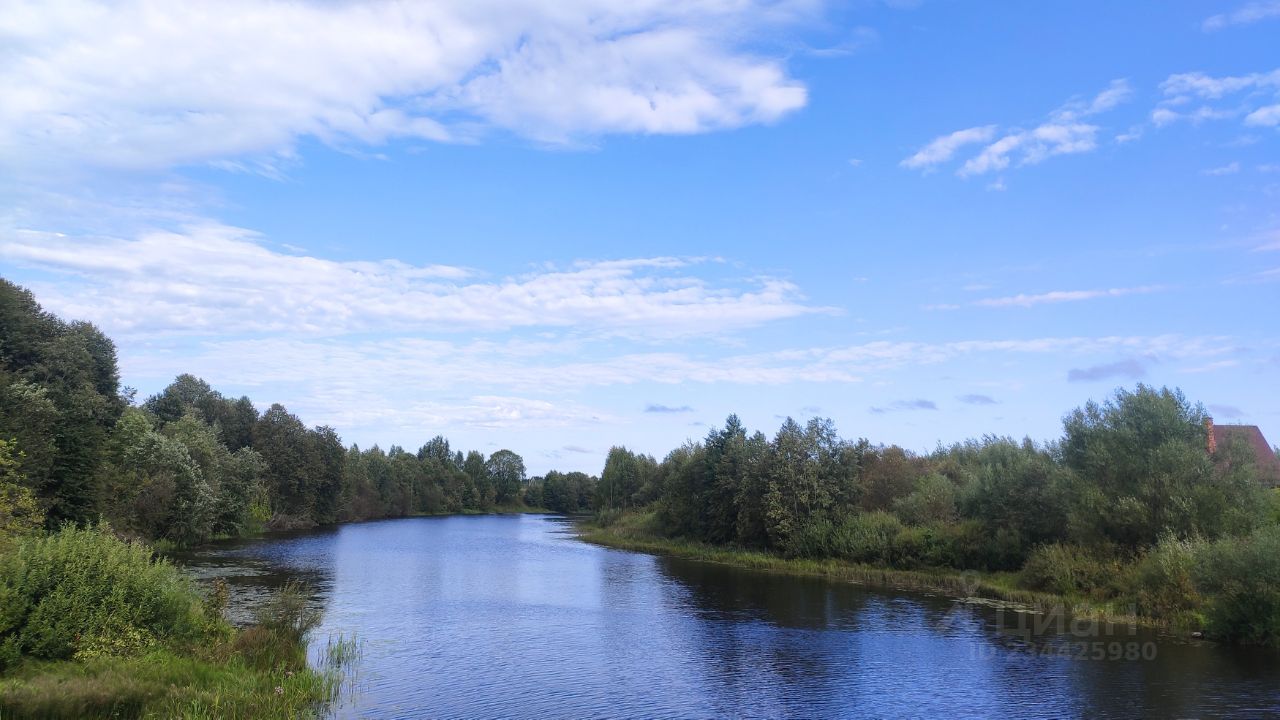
top-left (1192, 526), bottom-right (1280, 645)
top-left (0, 525), bottom-right (206, 666)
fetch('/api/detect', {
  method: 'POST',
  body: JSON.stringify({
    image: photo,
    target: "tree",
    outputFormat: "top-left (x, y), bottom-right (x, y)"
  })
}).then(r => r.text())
top-left (486, 449), bottom-right (526, 505)
top-left (1061, 384), bottom-right (1262, 549)
top-left (252, 404), bottom-right (312, 520)
top-left (0, 280), bottom-right (122, 526)
top-left (957, 437), bottom-right (1068, 555)
top-left (463, 450), bottom-right (492, 508)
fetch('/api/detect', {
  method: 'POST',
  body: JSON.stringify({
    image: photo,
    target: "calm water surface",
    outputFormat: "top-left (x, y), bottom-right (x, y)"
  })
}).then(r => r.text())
top-left (174, 515), bottom-right (1280, 719)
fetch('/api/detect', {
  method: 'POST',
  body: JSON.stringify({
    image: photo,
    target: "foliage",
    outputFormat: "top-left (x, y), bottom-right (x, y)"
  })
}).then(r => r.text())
top-left (1061, 384), bottom-right (1264, 549)
top-left (1018, 543), bottom-right (1123, 600)
top-left (0, 279), bottom-right (124, 527)
top-left (1132, 534), bottom-right (1202, 621)
top-left (892, 473), bottom-right (958, 526)
top-left (0, 525), bottom-right (205, 665)
top-left (0, 439), bottom-right (42, 545)
top-left (1192, 526), bottom-right (1280, 645)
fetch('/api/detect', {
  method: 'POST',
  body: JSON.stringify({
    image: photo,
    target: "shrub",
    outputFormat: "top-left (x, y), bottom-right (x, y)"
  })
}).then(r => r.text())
top-left (593, 507), bottom-right (625, 529)
top-left (0, 525), bottom-right (207, 665)
top-left (892, 474), bottom-right (957, 526)
top-left (1019, 543), bottom-right (1121, 599)
top-left (1193, 526), bottom-right (1280, 645)
top-left (828, 511), bottom-right (904, 565)
top-left (1132, 534), bottom-right (1201, 621)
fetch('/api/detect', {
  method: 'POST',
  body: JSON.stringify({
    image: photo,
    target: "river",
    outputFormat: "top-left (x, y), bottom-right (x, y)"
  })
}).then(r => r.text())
top-left (172, 514), bottom-right (1280, 719)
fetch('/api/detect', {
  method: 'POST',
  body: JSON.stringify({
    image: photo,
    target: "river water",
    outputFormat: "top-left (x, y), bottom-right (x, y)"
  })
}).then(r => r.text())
top-left (172, 514), bottom-right (1280, 719)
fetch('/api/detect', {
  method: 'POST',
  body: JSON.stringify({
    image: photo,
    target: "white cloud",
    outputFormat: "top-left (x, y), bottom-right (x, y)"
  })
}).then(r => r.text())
top-left (1204, 1), bottom-right (1280, 31)
top-left (1050, 79), bottom-right (1132, 122)
top-left (1204, 161), bottom-right (1242, 175)
top-left (973, 286), bottom-right (1163, 308)
top-left (1155, 69), bottom-right (1280, 128)
top-left (1246, 104), bottom-right (1280, 126)
top-left (900, 125), bottom-right (997, 170)
top-left (959, 123), bottom-right (1099, 177)
top-left (0, 224), bottom-right (829, 338)
top-left (124, 333), bottom-right (1235, 400)
top-left (1161, 71), bottom-right (1277, 100)
top-left (0, 0), bottom-right (813, 174)
top-left (903, 81), bottom-right (1129, 177)
top-left (1116, 125), bottom-right (1144, 143)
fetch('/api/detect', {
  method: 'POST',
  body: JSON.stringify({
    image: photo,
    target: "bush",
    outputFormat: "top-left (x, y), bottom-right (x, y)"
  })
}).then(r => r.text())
top-left (1019, 543), bottom-right (1122, 599)
top-left (1193, 526), bottom-right (1280, 645)
top-left (828, 512), bottom-right (904, 565)
top-left (892, 474), bottom-right (957, 526)
top-left (593, 507), bottom-right (624, 528)
top-left (1132, 534), bottom-right (1201, 621)
top-left (0, 525), bottom-right (207, 665)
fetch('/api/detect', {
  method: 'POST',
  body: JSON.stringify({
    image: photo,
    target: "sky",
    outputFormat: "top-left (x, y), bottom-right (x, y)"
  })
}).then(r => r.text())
top-left (1, 0), bottom-right (1278, 475)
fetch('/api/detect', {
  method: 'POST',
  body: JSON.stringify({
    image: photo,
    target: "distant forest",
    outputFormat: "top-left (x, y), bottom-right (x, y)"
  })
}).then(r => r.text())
top-left (0, 278), bottom-right (594, 546)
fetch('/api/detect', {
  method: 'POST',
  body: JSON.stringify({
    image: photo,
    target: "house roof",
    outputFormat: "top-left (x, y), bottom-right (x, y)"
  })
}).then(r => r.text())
top-left (1213, 424), bottom-right (1280, 483)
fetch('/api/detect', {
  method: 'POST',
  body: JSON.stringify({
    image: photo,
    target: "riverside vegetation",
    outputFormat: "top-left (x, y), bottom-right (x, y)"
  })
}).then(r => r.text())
top-left (2, 277), bottom-right (1280, 715)
top-left (581, 389), bottom-right (1280, 645)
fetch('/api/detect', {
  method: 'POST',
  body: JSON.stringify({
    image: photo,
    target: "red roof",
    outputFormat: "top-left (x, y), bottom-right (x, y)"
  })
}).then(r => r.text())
top-left (1213, 424), bottom-right (1280, 485)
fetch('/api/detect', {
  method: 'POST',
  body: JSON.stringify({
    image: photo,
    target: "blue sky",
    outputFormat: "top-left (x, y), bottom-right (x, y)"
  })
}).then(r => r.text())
top-left (1, 0), bottom-right (1277, 473)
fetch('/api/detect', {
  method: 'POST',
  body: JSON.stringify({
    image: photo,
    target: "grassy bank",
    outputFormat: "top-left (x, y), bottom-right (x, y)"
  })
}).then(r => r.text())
top-left (577, 511), bottom-right (1161, 630)
top-left (0, 645), bottom-right (349, 720)
top-left (0, 527), bottom-right (356, 719)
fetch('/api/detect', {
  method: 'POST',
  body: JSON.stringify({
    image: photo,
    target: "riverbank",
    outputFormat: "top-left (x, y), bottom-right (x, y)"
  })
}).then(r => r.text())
top-left (0, 527), bottom-right (356, 719)
top-left (575, 511), bottom-right (1167, 632)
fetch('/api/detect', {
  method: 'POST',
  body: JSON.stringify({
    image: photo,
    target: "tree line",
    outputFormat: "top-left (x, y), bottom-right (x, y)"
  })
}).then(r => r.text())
top-left (0, 279), bottom-right (596, 546)
top-left (589, 388), bottom-right (1280, 643)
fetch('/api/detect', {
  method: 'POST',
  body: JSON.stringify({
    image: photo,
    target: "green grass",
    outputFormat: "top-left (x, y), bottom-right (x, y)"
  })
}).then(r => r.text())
top-left (577, 511), bottom-right (1154, 629)
top-left (0, 635), bottom-right (355, 720)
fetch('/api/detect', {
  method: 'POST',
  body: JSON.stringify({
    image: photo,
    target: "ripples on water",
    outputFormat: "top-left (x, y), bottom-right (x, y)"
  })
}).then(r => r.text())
top-left (173, 515), bottom-right (1280, 719)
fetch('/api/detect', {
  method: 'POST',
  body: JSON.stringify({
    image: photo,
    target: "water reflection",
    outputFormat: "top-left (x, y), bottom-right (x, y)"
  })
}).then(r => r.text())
top-left (174, 515), bottom-right (1280, 719)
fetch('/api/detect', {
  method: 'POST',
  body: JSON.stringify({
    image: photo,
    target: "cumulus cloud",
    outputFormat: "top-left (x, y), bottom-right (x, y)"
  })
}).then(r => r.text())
top-left (1066, 359), bottom-right (1147, 382)
top-left (1204, 1), bottom-right (1280, 31)
top-left (957, 394), bottom-right (998, 405)
top-left (0, 0), bottom-right (813, 174)
top-left (903, 80), bottom-right (1130, 177)
top-left (0, 224), bottom-right (829, 338)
